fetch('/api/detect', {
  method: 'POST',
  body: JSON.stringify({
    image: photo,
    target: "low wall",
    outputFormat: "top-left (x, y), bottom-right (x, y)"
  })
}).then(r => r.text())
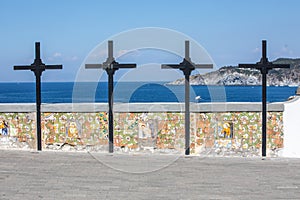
top-left (283, 96), bottom-right (300, 157)
top-left (0, 102), bottom-right (285, 157)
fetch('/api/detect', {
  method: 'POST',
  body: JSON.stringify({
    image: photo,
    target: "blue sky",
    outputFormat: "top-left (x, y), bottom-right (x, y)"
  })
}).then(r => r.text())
top-left (1, 0), bottom-right (300, 82)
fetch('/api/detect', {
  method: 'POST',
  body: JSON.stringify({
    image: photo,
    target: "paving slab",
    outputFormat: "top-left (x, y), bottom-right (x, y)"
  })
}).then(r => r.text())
top-left (1, 150), bottom-right (300, 200)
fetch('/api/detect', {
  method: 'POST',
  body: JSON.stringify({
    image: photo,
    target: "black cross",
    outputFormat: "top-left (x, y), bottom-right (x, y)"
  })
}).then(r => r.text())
top-left (161, 40), bottom-right (213, 155)
top-left (238, 40), bottom-right (289, 157)
top-left (85, 40), bottom-right (136, 153)
top-left (14, 42), bottom-right (63, 151)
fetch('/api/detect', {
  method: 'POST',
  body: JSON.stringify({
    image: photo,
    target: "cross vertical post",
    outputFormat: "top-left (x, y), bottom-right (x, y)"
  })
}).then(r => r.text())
top-left (14, 42), bottom-right (63, 151)
top-left (86, 40), bottom-right (136, 153)
top-left (161, 40), bottom-right (213, 155)
top-left (239, 40), bottom-right (289, 157)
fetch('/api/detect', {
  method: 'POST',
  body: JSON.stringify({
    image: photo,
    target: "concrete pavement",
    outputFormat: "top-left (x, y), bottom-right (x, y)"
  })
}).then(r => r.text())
top-left (1, 150), bottom-right (300, 199)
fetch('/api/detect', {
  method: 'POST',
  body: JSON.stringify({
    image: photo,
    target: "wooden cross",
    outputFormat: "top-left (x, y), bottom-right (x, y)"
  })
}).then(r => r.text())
top-left (86, 40), bottom-right (136, 153)
top-left (161, 40), bottom-right (213, 155)
top-left (238, 40), bottom-right (290, 157)
top-left (14, 42), bottom-right (63, 151)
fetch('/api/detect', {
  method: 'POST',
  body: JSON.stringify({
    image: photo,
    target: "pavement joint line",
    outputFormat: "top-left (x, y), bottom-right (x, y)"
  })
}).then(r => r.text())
top-left (276, 186), bottom-right (299, 189)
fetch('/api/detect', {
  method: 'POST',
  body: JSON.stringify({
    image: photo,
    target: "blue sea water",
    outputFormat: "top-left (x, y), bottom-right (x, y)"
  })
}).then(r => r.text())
top-left (0, 82), bottom-right (297, 103)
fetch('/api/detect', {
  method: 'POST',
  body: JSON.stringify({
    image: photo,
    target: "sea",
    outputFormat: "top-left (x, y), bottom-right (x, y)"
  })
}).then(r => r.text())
top-left (0, 82), bottom-right (297, 103)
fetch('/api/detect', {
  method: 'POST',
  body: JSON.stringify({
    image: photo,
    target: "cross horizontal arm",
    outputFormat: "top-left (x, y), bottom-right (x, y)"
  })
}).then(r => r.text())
top-left (113, 63), bottom-right (136, 69)
top-left (268, 64), bottom-right (290, 69)
top-left (85, 64), bottom-right (103, 69)
top-left (194, 64), bottom-right (213, 69)
top-left (161, 64), bottom-right (181, 69)
top-left (45, 65), bottom-right (63, 70)
top-left (14, 65), bottom-right (33, 70)
top-left (162, 63), bottom-right (213, 70)
top-left (238, 64), bottom-right (258, 68)
top-left (239, 63), bottom-right (290, 69)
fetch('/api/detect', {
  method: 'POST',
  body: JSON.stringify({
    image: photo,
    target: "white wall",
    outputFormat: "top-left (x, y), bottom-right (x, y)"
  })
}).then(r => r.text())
top-left (283, 96), bottom-right (300, 157)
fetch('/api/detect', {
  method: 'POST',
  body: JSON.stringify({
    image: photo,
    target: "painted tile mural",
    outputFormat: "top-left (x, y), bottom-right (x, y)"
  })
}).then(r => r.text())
top-left (113, 112), bottom-right (184, 152)
top-left (42, 112), bottom-right (109, 150)
top-left (0, 113), bottom-right (36, 148)
top-left (192, 112), bottom-right (283, 156)
top-left (0, 111), bottom-right (284, 156)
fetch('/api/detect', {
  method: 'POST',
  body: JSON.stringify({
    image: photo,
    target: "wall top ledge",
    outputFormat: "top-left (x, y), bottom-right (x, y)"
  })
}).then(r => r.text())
top-left (0, 102), bottom-right (284, 113)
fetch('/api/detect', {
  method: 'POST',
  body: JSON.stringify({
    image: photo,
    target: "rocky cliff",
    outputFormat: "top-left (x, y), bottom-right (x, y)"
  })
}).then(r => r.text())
top-left (168, 58), bottom-right (300, 86)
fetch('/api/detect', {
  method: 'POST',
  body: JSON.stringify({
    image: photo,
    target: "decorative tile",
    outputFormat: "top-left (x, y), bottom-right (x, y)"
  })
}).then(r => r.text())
top-left (0, 111), bottom-right (284, 156)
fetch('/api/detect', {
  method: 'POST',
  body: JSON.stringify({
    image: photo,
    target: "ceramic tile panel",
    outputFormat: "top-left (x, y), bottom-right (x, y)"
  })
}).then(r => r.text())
top-left (0, 111), bottom-right (284, 156)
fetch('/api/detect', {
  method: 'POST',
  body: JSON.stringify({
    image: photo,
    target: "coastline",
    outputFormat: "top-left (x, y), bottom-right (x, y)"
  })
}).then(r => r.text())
top-left (0, 82), bottom-right (296, 103)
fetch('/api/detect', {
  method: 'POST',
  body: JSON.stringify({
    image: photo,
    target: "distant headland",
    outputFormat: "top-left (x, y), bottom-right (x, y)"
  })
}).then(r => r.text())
top-left (167, 58), bottom-right (300, 86)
